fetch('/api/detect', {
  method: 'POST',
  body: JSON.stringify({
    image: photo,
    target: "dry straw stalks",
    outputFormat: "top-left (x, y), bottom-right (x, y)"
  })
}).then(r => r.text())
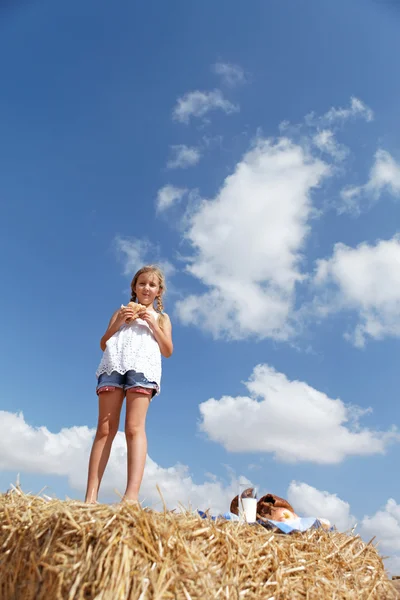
top-left (0, 486), bottom-right (398, 600)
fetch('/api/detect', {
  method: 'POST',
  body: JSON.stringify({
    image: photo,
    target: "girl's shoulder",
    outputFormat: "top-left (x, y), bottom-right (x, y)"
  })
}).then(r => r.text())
top-left (158, 311), bottom-right (172, 330)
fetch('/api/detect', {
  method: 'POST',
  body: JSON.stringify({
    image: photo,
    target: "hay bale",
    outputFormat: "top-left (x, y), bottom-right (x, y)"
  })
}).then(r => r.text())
top-left (0, 491), bottom-right (397, 599)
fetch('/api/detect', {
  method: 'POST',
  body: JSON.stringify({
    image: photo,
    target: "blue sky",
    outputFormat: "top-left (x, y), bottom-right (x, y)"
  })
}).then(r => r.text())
top-left (2, 0), bottom-right (400, 571)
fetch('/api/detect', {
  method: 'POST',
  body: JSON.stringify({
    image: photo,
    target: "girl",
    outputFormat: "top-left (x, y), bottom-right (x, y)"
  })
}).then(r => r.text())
top-left (85, 265), bottom-right (173, 503)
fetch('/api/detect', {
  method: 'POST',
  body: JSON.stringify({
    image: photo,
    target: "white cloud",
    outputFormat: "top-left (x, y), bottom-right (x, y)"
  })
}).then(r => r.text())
top-left (198, 364), bottom-right (398, 464)
top-left (0, 411), bottom-right (240, 513)
top-left (0, 411), bottom-right (93, 481)
top-left (367, 150), bottom-right (400, 196)
top-left (172, 97), bottom-right (383, 341)
top-left (325, 96), bottom-right (374, 123)
top-left (360, 499), bottom-right (400, 575)
top-left (361, 499), bottom-right (400, 552)
top-left (314, 236), bottom-right (400, 346)
top-left (115, 237), bottom-right (151, 274)
top-left (115, 236), bottom-right (175, 278)
top-left (307, 96), bottom-right (374, 126)
top-left (340, 150), bottom-right (400, 213)
top-left (167, 145), bottom-right (201, 170)
top-left (172, 89), bottom-right (239, 124)
top-left (313, 129), bottom-right (348, 161)
top-left (340, 185), bottom-right (364, 216)
top-left (287, 482), bottom-right (356, 531)
top-left (176, 137), bottom-right (330, 340)
top-left (212, 62), bottom-right (246, 86)
top-left (156, 184), bottom-right (187, 212)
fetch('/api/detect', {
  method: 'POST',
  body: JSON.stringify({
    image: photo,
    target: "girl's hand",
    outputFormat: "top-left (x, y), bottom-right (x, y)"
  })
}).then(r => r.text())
top-left (140, 310), bottom-right (159, 331)
top-left (126, 302), bottom-right (146, 322)
top-left (115, 305), bottom-right (136, 328)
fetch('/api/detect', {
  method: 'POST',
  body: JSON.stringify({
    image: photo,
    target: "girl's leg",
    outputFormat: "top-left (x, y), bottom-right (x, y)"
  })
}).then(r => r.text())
top-left (123, 391), bottom-right (151, 501)
top-left (85, 389), bottom-right (124, 503)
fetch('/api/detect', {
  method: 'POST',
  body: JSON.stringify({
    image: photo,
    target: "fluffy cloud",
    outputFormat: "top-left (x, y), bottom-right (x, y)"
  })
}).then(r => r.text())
top-left (306, 96), bottom-right (374, 127)
top-left (0, 412), bottom-right (93, 479)
top-left (170, 97), bottom-right (387, 342)
top-left (115, 236), bottom-right (175, 278)
top-left (212, 62), bottom-right (246, 86)
top-left (314, 236), bottom-right (400, 346)
top-left (360, 499), bottom-right (400, 575)
top-left (313, 129), bottom-right (348, 161)
top-left (115, 237), bottom-right (150, 274)
top-left (166, 145), bottom-right (201, 169)
top-left (341, 150), bottom-right (400, 213)
top-left (176, 137), bottom-right (330, 340)
top-left (156, 184), bottom-right (187, 212)
top-left (324, 96), bottom-right (374, 123)
top-left (0, 411), bottom-right (239, 513)
top-left (198, 364), bottom-right (398, 464)
top-left (361, 499), bottom-right (400, 552)
top-left (172, 89), bottom-right (239, 124)
top-left (288, 482), bottom-right (356, 531)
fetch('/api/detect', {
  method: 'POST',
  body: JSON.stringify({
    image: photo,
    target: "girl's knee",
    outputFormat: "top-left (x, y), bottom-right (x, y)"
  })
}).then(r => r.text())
top-left (96, 420), bottom-right (118, 440)
top-left (125, 423), bottom-right (145, 440)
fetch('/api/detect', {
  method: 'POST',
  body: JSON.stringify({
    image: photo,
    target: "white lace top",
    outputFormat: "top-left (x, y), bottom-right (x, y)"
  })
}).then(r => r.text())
top-left (96, 315), bottom-right (162, 393)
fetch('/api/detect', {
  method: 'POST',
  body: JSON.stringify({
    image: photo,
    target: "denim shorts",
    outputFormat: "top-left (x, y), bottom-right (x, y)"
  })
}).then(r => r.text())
top-left (96, 370), bottom-right (159, 398)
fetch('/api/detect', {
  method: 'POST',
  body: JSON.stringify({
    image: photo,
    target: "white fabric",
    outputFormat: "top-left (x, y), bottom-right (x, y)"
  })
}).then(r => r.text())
top-left (96, 316), bottom-right (162, 390)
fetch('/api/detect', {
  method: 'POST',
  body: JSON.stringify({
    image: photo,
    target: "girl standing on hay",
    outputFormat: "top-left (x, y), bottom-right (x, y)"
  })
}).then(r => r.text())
top-left (85, 265), bottom-right (173, 504)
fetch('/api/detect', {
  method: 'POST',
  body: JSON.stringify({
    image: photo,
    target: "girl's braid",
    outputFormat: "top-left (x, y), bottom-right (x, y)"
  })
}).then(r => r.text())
top-left (156, 295), bottom-right (164, 314)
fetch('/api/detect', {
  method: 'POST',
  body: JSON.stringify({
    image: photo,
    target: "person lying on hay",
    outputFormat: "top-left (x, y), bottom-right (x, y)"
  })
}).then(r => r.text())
top-left (230, 488), bottom-right (332, 529)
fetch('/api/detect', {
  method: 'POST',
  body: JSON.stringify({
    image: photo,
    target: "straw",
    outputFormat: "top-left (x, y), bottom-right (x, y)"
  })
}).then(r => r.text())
top-left (0, 489), bottom-right (398, 599)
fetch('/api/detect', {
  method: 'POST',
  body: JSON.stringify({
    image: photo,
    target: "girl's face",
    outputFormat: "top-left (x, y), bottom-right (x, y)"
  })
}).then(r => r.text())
top-left (134, 272), bottom-right (160, 306)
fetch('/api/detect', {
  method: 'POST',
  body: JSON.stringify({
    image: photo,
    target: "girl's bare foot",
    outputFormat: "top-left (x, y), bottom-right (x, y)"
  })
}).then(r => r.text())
top-left (121, 497), bottom-right (140, 506)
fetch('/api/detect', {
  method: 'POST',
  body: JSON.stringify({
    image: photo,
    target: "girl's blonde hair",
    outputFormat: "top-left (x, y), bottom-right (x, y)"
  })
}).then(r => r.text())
top-left (130, 265), bottom-right (167, 323)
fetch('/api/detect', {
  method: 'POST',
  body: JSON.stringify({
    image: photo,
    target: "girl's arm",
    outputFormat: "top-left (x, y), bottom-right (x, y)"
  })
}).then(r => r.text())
top-left (100, 306), bottom-right (136, 351)
top-left (141, 312), bottom-right (173, 358)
